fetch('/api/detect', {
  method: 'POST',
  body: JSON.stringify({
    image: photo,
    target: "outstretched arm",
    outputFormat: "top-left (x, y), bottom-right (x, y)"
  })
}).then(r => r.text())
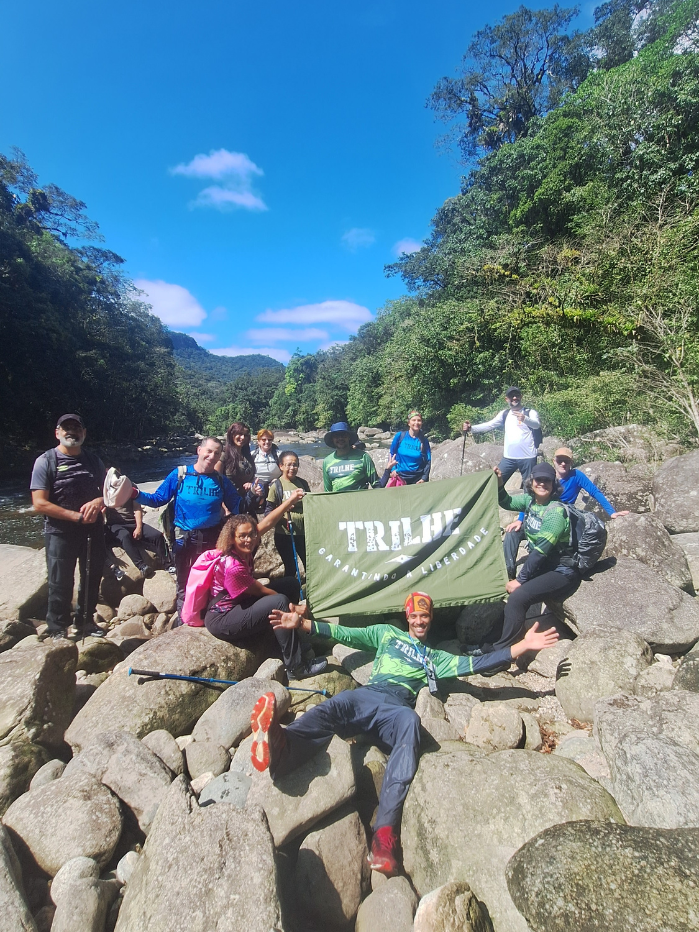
top-left (257, 488), bottom-right (304, 534)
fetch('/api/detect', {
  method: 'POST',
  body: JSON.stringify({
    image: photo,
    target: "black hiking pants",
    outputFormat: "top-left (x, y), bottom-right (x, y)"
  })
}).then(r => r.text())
top-left (45, 528), bottom-right (106, 633)
top-left (106, 522), bottom-right (168, 569)
top-left (274, 532), bottom-right (306, 580)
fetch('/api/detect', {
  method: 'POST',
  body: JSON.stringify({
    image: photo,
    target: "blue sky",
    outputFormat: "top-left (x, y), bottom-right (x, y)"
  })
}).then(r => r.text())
top-left (1, 0), bottom-right (594, 364)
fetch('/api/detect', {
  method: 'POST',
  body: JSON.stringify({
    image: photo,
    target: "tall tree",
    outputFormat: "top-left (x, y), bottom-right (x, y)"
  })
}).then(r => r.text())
top-left (428, 5), bottom-right (590, 159)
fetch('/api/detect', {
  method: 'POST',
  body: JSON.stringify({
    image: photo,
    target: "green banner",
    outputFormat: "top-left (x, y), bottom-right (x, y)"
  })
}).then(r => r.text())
top-left (304, 471), bottom-right (507, 617)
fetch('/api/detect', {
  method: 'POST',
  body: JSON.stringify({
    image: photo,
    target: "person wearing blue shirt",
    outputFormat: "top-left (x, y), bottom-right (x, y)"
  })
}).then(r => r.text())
top-left (134, 437), bottom-right (251, 615)
top-left (388, 410), bottom-right (431, 484)
top-left (502, 446), bottom-right (629, 578)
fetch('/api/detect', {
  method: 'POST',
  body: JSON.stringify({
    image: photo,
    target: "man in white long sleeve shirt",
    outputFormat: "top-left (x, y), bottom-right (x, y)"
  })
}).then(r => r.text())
top-left (462, 386), bottom-right (541, 486)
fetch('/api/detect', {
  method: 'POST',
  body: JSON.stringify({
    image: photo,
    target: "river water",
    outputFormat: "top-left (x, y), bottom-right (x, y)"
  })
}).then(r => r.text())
top-left (0, 442), bottom-right (327, 549)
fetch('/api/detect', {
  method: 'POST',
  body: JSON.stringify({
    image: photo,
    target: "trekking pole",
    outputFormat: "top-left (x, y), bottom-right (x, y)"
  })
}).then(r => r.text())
top-left (127, 668), bottom-right (328, 696)
top-left (287, 518), bottom-right (304, 600)
top-left (82, 532), bottom-right (92, 646)
top-left (460, 431), bottom-right (467, 477)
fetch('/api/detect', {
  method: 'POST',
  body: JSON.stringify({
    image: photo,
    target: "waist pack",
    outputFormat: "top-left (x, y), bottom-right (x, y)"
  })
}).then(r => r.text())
top-left (181, 549), bottom-right (226, 626)
top-left (552, 503), bottom-right (607, 573)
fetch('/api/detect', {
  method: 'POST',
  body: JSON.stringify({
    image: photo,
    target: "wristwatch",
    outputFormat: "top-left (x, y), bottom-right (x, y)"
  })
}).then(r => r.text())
top-left (77, 513), bottom-right (84, 524)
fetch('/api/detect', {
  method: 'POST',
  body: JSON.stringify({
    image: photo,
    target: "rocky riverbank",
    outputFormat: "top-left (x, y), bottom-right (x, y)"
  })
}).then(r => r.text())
top-left (1, 426), bottom-right (699, 931)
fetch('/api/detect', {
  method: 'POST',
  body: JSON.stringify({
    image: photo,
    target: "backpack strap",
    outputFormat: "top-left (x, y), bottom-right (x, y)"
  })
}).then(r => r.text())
top-left (397, 430), bottom-right (428, 460)
top-left (273, 478), bottom-right (283, 503)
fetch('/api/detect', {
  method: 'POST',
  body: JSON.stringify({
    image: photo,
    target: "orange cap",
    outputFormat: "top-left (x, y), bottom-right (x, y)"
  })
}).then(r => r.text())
top-left (404, 591), bottom-right (433, 617)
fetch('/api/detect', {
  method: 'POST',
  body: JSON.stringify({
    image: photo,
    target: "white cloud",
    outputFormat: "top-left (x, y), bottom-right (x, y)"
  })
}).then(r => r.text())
top-left (257, 300), bottom-right (372, 331)
top-left (212, 346), bottom-right (291, 364)
top-left (245, 327), bottom-right (329, 344)
top-left (170, 148), bottom-right (268, 212)
top-left (320, 339), bottom-right (349, 351)
top-left (392, 237), bottom-right (422, 256)
top-left (187, 332), bottom-right (216, 344)
top-left (342, 227), bottom-right (376, 251)
top-left (135, 279), bottom-right (207, 328)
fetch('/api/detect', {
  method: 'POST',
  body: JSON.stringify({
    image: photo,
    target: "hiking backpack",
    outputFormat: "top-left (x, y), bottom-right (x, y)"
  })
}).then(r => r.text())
top-left (181, 549), bottom-right (226, 626)
top-left (522, 408), bottom-right (544, 449)
top-left (546, 502), bottom-right (607, 573)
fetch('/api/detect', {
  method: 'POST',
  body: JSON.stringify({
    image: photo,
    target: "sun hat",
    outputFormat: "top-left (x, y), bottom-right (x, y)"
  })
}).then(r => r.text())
top-left (324, 421), bottom-right (358, 447)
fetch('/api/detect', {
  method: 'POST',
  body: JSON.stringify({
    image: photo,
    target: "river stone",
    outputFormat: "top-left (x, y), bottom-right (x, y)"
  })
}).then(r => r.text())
top-left (116, 850), bottom-right (139, 885)
top-left (0, 743), bottom-right (50, 817)
top-left (141, 572), bottom-right (176, 614)
top-left (65, 626), bottom-right (261, 752)
top-left (332, 644), bottom-right (374, 685)
top-left (652, 449), bottom-right (699, 533)
top-left (50, 856), bottom-right (100, 905)
top-left (191, 677), bottom-right (290, 750)
top-left (0, 621), bottom-right (36, 655)
top-left (76, 637), bottom-right (123, 674)
top-left (232, 732), bottom-right (356, 846)
top-left (465, 704), bottom-right (524, 752)
top-left (595, 689), bottom-right (699, 759)
top-left (506, 820), bottom-right (699, 932)
top-left (51, 877), bottom-right (119, 932)
top-left (95, 603), bottom-right (116, 623)
top-left (0, 823), bottom-right (35, 932)
top-left (402, 748), bottom-right (624, 932)
top-left (117, 594), bottom-right (154, 622)
top-left (553, 557), bottom-right (699, 653)
top-left (198, 771), bottom-right (251, 808)
top-left (29, 759), bottom-right (65, 790)
top-left (98, 554), bottom-right (142, 609)
top-left (184, 741), bottom-right (229, 780)
top-left (634, 661), bottom-right (676, 697)
top-left (110, 617), bottom-right (151, 640)
top-left (151, 613), bottom-right (177, 637)
top-left (356, 875), bottom-right (418, 932)
top-left (674, 642), bottom-right (699, 692)
top-left (577, 460), bottom-right (652, 514)
top-left (254, 657), bottom-right (285, 681)
top-left (0, 637), bottom-right (77, 749)
top-left (295, 806), bottom-right (370, 929)
top-left (525, 634), bottom-right (573, 679)
top-left (413, 881), bottom-right (493, 932)
top-left (2, 771), bottom-right (122, 875)
top-left (63, 731), bottom-right (172, 834)
top-left (0, 545), bottom-right (48, 623)
top-left (555, 628), bottom-right (652, 724)
top-left (673, 532), bottom-right (699, 591)
top-left (141, 730), bottom-right (183, 775)
top-left (604, 513), bottom-right (693, 591)
top-left (113, 776), bottom-right (282, 932)
top-left (608, 731), bottom-right (699, 828)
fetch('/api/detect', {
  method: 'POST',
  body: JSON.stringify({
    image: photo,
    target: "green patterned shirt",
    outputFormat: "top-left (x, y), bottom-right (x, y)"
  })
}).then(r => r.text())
top-left (322, 450), bottom-right (379, 493)
top-left (499, 490), bottom-right (570, 557)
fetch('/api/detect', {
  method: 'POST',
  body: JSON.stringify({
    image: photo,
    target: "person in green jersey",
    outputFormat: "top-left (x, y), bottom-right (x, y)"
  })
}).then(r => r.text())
top-left (266, 451), bottom-right (311, 578)
top-left (249, 590), bottom-right (558, 876)
top-left (322, 421), bottom-right (388, 492)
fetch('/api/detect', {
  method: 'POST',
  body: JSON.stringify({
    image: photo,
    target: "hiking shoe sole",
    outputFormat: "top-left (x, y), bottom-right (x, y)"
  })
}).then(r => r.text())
top-left (250, 692), bottom-right (276, 773)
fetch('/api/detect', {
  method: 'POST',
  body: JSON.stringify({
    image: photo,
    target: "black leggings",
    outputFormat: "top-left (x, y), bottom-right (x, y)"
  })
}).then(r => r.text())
top-left (483, 570), bottom-right (580, 652)
top-left (274, 532), bottom-right (306, 579)
top-left (106, 522), bottom-right (168, 568)
top-left (204, 576), bottom-right (302, 671)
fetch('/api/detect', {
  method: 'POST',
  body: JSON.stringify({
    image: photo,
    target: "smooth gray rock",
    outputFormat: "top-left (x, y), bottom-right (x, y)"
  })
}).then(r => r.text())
top-left (634, 661), bottom-right (677, 697)
top-left (525, 636), bottom-right (573, 679)
top-left (674, 642), bottom-right (699, 692)
top-left (605, 513), bottom-right (693, 591)
top-left (0, 743), bottom-right (50, 818)
top-left (609, 731), bottom-right (699, 828)
top-left (288, 662), bottom-right (357, 712)
top-left (553, 733), bottom-right (611, 785)
top-left (555, 628), bottom-right (652, 723)
top-left (355, 875), bottom-right (418, 932)
top-left (0, 637), bottom-right (77, 749)
top-left (332, 644), bottom-right (374, 685)
top-left (117, 594), bottom-right (155, 621)
top-left (2, 771), bottom-right (122, 875)
top-left (113, 777), bottom-right (282, 932)
top-left (0, 823), bottom-right (36, 932)
top-left (232, 733), bottom-right (356, 846)
top-left (402, 748), bottom-right (624, 932)
top-left (198, 771), bottom-right (251, 808)
top-left (142, 572), bottom-right (176, 614)
top-left (253, 657), bottom-right (285, 682)
top-left (0, 622), bottom-right (36, 655)
top-left (421, 718), bottom-right (462, 744)
top-left (295, 807), bottom-right (370, 929)
top-left (0, 546), bottom-right (47, 623)
top-left (50, 877), bottom-right (118, 932)
top-left (554, 557), bottom-right (699, 653)
top-left (520, 712), bottom-right (542, 751)
top-left (116, 850), bottom-right (139, 885)
top-left (595, 689), bottom-right (699, 759)
top-left (65, 627), bottom-right (261, 752)
top-left (465, 704), bottom-right (524, 752)
top-left (184, 741), bottom-right (229, 780)
top-left (141, 730), bottom-right (183, 775)
top-left (191, 677), bottom-right (289, 750)
top-left (506, 820), bottom-right (699, 932)
top-left (444, 693), bottom-right (480, 734)
top-left (673, 532), bottom-right (699, 591)
top-left (50, 856), bottom-right (100, 905)
top-left (578, 460), bottom-right (652, 514)
top-left (413, 881), bottom-right (494, 932)
top-left (416, 687), bottom-right (447, 721)
top-left (28, 759), bottom-right (65, 790)
top-left (652, 449), bottom-right (699, 533)
top-left (63, 731), bottom-right (172, 834)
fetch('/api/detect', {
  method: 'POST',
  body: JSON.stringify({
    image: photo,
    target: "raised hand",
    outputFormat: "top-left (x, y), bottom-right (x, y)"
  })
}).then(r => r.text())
top-left (520, 621), bottom-right (559, 653)
top-left (269, 608), bottom-right (303, 630)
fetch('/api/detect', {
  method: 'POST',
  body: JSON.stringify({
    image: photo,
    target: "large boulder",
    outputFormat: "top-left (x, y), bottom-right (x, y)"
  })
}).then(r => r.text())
top-left (674, 641), bottom-right (699, 692)
top-left (429, 441), bottom-right (501, 482)
top-left (191, 677), bottom-right (290, 750)
top-left (555, 628), bottom-right (652, 724)
top-left (0, 622), bottom-right (36, 655)
top-left (0, 823), bottom-right (36, 932)
top-left (298, 454), bottom-right (323, 491)
top-left (506, 821), bottom-right (699, 932)
top-left (604, 513), bottom-right (693, 591)
top-left (141, 572), bottom-right (176, 614)
top-left (673, 532), bottom-right (699, 591)
top-left (0, 743), bottom-right (50, 818)
top-left (464, 704), bottom-right (524, 752)
top-left (50, 876), bottom-right (118, 932)
top-left (252, 529), bottom-right (285, 579)
top-left (553, 557), bottom-right (699, 653)
top-left (63, 731), bottom-right (173, 834)
top-left (413, 881), bottom-right (494, 932)
top-left (576, 461), bottom-right (652, 514)
top-left (114, 777), bottom-right (282, 932)
top-left (402, 747), bottom-right (623, 932)
top-left (295, 806), bottom-right (370, 929)
top-left (2, 771), bottom-right (122, 876)
top-left (608, 732), bottom-right (699, 828)
top-left (65, 626), bottom-right (261, 752)
top-left (652, 449), bottom-right (699, 533)
top-left (0, 546), bottom-right (48, 623)
top-left (0, 637), bottom-right (77, 750)
top-left (595, 690), bottom-right (699, 758)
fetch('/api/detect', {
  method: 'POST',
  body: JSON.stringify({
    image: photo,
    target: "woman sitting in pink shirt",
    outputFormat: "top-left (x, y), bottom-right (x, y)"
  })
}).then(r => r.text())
top-left (204, 509), bottom-right (327, 681)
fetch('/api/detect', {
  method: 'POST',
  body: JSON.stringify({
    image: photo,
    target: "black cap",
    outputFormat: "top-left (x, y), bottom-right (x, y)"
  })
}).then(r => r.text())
top-left (505, 386), bottom-right (522, 398)
top-left (531, 462), bottom-right (556, 482)
top-left (56, 414), bottom-right (85, 428)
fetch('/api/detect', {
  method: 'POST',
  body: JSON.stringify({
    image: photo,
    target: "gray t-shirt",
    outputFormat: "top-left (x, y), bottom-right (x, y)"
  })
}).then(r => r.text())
top-left (30, 448), bottom-right (106, 535)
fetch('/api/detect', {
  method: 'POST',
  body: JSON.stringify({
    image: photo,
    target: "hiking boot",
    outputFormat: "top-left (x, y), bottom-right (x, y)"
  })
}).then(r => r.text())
top-left (367, 826), bottom-right (400, 876)
top-left (167, 565), bottom-right (177, 577)
top-left (44, 629), bottom-right (70, 643)
top-left (289, 657), bottom-right (328, 680)
top-left (462, 645), bottom-right (484, 657)
top-left (250, 691), bottom-right (286, 773)
top-left (137, 563), bottom-right (155, 579)
top-left (77, 622), bottom-right (107, 639)
top-left (111, 565), bottom-right (126, 582)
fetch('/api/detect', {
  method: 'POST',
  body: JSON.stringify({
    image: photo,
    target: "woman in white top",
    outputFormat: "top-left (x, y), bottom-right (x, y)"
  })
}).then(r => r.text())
top-left (252, 429), bottom-right (282, 485)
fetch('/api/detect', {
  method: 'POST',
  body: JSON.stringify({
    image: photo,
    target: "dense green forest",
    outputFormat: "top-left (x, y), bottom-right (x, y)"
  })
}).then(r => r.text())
top-left (265, 0), bottom-right (699, 442)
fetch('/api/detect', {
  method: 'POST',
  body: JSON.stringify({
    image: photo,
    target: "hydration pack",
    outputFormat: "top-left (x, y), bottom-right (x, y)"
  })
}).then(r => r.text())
top-left (555, 503), bottom-right (608, 573)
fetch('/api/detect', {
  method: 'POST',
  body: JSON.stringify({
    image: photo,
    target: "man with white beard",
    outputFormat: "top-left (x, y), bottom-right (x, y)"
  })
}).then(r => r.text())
top-left (30, 414), bottom-right (107, 641)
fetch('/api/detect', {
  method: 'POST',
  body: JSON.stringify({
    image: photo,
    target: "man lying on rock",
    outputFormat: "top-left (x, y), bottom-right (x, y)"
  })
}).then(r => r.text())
top-left (249, 591), bottom-right (558, 876)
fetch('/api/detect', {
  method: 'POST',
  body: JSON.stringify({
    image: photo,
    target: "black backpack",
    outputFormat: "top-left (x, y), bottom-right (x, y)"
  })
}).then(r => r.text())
top-left (522, 408), bottom-right (543, 449)
top-left (545, 501), bottom-right (607, 573)
top-left (43, 447), bottom-right (105, 492)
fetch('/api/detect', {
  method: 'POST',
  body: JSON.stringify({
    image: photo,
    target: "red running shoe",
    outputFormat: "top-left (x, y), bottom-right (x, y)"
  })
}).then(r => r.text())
top-left (367, 825), bottom-right (400, 876)
top-left (250, 691), bottom-right (282, 773)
